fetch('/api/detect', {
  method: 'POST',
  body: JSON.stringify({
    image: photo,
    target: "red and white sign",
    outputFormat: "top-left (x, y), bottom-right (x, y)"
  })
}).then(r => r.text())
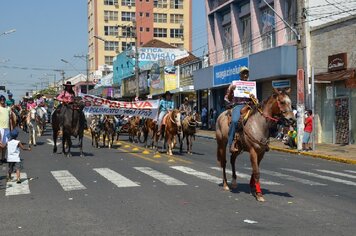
top-left (233, 81), bottom-right (257, 98)
top-left (297, 69), bottom-right (304, 104)
top-left (81, 94), bottom-right (159, 119)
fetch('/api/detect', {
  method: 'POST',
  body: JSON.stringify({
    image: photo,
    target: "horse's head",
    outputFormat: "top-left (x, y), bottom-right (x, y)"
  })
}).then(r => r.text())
top-left (171, 109), bottom-right (182, 132)
top-left (271, 88), bottom-right (296, 125)
top-left (30, 109), bottom-right (37, 120)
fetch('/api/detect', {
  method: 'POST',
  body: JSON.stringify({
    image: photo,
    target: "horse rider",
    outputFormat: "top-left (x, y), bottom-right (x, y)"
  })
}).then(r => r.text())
top-left (35, 93), bottom-right (48, 121)
top-left (225, 66), bottom-right (256, 153)
top-left (27, 97), bottom-right (36, 111)
top-left (6, 92), bottom-right (15, 107)
top-left (179, 97), bottom-right (192, 121)
top-left (0, 95), bottom-right (13, 165)
top-left (157, 91), bottom-right (175, 132)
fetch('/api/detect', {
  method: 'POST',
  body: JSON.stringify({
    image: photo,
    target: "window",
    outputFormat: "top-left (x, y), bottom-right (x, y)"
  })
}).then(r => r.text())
top-left (121, 26), bottom-right (135, 37)
top-left (241, 16), bottom-right (251, 55)
top-left (154, 13), bottom-right (167, 23)
top-left (170, 28), bottom-right (183, 38)
top-left (222, 24), bottom-right (232, 61)
top-left (285, 0), bottom-right (297, 41)
top-left (140, 27), bottom-right (143, 32)
top-left (170, 0), bottom-right (183, 9)
top-left (139, 12), bottom-right (143, 16)
top-left (104, 0), bottom-right (118, 6)
top-left (104, 26), bottom-right (118, 36)
top-left (154, 0), bottom-right (168, 8)
top-left (154, 28), bottom-right (167, 37)
top-left (104, 41), bottom-right (119, 51)
top-left (146, 28), bottom-right (150, 32)
top-left (121, 42), bottom-right (135, 51)
top-left (121, 0), bottom-right (135, 6)
top-left (146, 12), bottom-right (150, 17)
top-left (104, 11), bottom-right (118, 21)
top-left (170, 14), bottom-right (183, 24)
top-left (121, 11), bottom-right (135, 21)
top-left (261, 7), bottom-right (275, 49)
top-left (105, 56), bottom-right (114, 65)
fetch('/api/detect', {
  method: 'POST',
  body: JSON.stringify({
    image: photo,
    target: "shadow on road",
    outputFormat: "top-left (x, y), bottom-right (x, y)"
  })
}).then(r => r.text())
top-left (223, 183), bottom-right (293, 198)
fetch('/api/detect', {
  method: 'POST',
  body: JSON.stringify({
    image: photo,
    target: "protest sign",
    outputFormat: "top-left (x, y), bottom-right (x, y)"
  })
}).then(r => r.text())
top-left (233, 81), bottom-right (257, 98)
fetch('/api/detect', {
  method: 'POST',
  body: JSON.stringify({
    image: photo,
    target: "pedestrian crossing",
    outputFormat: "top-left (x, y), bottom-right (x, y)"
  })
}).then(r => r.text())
top-left (2, 166), bottom-right (356, 197)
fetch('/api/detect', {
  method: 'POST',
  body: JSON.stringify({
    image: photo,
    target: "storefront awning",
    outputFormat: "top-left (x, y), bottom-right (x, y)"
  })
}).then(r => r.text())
top-left (315, 68), bottom-right (355, 82)
top-left (169, 85), bottom-right (195, 93)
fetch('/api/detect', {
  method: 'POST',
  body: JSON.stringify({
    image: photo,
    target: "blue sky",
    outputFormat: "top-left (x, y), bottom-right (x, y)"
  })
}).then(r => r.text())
top-left (0, 0), bottom-right (207, 101)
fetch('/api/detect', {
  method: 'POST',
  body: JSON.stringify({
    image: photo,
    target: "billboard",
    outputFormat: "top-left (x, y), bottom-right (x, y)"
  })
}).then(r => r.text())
top-left (213, 57), bottom-right (249, 86)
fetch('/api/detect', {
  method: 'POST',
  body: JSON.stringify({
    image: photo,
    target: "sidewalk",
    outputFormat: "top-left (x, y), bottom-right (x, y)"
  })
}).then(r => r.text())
top-left (196, 129), bottom-right (356, 165)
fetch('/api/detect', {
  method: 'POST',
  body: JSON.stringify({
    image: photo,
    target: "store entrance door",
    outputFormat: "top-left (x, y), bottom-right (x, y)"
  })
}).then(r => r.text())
top-left (334, 97), bottom-right (350, 144)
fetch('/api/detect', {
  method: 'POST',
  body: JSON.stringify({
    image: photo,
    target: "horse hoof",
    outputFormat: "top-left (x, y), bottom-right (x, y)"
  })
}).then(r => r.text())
top-left (255, 193), bottom-right (265, 202)
top-left (223, 185), bottom-right (230, 191)
top-left (231, 180), bottom-right (238, 189)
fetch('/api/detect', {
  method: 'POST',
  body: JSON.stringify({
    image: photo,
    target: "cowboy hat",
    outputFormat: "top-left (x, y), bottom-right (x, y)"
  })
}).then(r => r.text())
top-left (184, 97), bottom-right (189, 101)
top-left (63, 81), bottom-right (75, 87)
top-left (165, 91), bottom-right (172, 96)
top-left (239, 66), bottom-right (249, 73)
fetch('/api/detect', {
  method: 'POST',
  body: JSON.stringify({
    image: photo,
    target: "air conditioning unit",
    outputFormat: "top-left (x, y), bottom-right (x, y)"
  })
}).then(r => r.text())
top-left (115, 48), bottom-right (120, 53)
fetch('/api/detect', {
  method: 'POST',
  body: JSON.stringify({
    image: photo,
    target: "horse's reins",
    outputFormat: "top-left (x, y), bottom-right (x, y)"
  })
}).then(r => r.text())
top-left (250, 95), bottom-right (279, 123)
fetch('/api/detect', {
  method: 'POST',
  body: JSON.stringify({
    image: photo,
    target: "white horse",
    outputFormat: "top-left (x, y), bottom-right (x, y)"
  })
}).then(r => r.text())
top-left (27, 109), bottom-right (38, 147)
top-left (35, 107), bottom-right (47, 135)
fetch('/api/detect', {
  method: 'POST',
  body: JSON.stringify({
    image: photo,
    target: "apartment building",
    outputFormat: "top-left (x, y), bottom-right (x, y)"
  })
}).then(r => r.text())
top-left (87, 0), bottom-right (192, 79)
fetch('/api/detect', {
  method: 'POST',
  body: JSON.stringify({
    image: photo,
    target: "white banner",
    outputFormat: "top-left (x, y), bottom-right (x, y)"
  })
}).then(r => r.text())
top-left (233, 81), bottom-right (257, 98)
top-left (81, 94), bottom-right (159, 119)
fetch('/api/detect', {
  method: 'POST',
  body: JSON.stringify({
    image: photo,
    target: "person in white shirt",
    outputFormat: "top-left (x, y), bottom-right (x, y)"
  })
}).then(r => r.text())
top-left (0, 129), bottom-right (31, 183)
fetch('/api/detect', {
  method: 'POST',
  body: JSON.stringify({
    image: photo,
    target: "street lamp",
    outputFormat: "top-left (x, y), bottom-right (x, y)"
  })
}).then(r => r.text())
top-left (0, 29), bottom-right (16, 37)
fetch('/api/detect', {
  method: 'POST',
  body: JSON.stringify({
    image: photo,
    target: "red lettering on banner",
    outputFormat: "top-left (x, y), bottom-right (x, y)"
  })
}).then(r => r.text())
top-left (142, 101), bottom-right (153, 108)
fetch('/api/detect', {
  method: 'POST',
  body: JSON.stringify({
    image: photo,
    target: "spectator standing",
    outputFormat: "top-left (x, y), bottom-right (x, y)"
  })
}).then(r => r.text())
top-left (0, 129), bottom-right (31, 183)
top-left (303, 110), bottom-right (313, 151)
top-left (201, 106), bottom-right (208, 130)
top-left (0, 95), bottom-right (12, 164)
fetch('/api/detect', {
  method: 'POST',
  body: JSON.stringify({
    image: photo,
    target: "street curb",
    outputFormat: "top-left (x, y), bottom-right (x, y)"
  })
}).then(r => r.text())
top-left (196, 133), bottom-right (356, 165)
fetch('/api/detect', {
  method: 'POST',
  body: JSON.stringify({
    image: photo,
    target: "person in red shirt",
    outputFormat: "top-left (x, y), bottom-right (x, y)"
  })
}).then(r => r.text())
top-left (303, 109), bottom-right (313, 151)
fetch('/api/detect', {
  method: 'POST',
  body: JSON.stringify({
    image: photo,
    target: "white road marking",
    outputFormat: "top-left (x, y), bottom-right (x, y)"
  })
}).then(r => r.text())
top-left (6, 173), bottom-right (31, 196)
top-left (46, 138), bottom-right (61, 146)
top-left (344, 170), bottom-right (356, 174)
top-left (170, 166), bottom-right (221, 184)
top-left (315, 169), bottom-right (356, 179)
top-left (93, 168), bottom-right (139, 188)
top-left (244, 167), bottom-right (326, 186)
top-left (281, 168), bottom-right (356, 186)
top-left (51, 170), bottom-right (86, 191)
top-left (134, 167), bottom-right (186, 186)
top-left (210, 167), bottom-right (281, 186)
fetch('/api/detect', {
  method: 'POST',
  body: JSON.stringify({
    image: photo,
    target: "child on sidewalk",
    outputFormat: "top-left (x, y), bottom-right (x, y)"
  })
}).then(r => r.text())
top-left (0, 129), bottom-right (31, 184)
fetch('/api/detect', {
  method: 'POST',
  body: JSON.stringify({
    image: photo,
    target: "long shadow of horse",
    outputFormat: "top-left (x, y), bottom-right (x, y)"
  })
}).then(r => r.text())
top-left (220, 183), bottom-right (293, 198)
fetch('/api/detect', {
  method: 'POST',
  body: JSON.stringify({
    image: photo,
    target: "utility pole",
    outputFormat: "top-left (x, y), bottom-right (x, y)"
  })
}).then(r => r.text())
top-left (296, 0), bottom-right (306, 151)
top-left (74, 54), bottom-right (89, 94)
top-left (61, 70), bottom-right (65, 90)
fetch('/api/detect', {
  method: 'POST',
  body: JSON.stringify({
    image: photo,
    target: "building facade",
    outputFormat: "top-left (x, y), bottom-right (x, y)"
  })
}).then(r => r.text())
top-left (311, 16), bottom-right (356, 145)
top-left (88, 0), bottom-right (192, 80)
top-left (195, 0), bottom-right (298, 114)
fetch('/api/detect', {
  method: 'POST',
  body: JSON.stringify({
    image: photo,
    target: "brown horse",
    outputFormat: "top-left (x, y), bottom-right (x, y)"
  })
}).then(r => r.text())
top-left (102, 116), bottom-right (115, 148)
top-left (216, 88), bottom-right (295, 202)
top-left (179, 112), bottom-right (201, 154)
top-left (162, 109), bottom-right (182, 156)
top-left (142, 118), bottom-right (158, 149)
top-left (127, 116), bottom-right (141, 143)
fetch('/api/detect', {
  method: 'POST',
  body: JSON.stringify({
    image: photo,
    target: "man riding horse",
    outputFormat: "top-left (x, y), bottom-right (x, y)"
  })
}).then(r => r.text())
top-left (225, 66), bottom-right (256, 153)
top-left (157, 91), bottom-right (175, 136)
top-left (179, 97), bottom-right (192, 121)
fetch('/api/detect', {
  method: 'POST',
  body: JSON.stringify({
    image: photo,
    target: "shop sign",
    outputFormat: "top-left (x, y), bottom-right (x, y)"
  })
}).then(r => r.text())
top-left (213, 57), bottom-right (249, 86)
top-left (328, 53), bottom-right (347, 72)
top-left (272, 79), bottom-right (291, 88)
top-left (164, 74), bottom-right (177, 91)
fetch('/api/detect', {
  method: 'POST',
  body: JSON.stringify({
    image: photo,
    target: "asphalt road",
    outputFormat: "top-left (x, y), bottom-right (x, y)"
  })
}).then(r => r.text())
top-left (0, 126), bottom-right (355, 236)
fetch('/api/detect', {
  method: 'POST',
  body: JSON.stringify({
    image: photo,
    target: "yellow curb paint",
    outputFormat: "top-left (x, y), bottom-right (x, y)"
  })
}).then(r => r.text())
top-left (269, 146), bottom-right (356, 165)
top-left (132, 147), bottom-right (139, 151)
top-left (117, 148), bottom-right (159, 164)
top-left (168, 159), bottom-right (175, 163)
top-left (124, 145), bottom-right (130, 148)
top-left (153, 154), bottom-right (161, 158)
top-left (142, 150), bottom-right (150, 155)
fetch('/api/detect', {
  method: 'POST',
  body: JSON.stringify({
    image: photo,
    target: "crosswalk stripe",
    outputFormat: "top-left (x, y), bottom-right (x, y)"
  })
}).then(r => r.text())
top-left (344, 170), bottom-right (356, 174)
top-left (281, 168), bottom-right (356, 186)
top-left (210, 167), bottom-right (281, 186)
top-left (5, 173), bottom-right (31, 196)
top-left (315, 169), bottom-right (356, 179)
top-left (170, 166), bottom-right (221, 184)
top-left (93, 168), bottom-right (139, 188)
top-left (51, 170), bottom-right (87, 191)
top-left (134, 167), bottom-right (187, 186)
top-left (244, 167), bottom-right (326, 186)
